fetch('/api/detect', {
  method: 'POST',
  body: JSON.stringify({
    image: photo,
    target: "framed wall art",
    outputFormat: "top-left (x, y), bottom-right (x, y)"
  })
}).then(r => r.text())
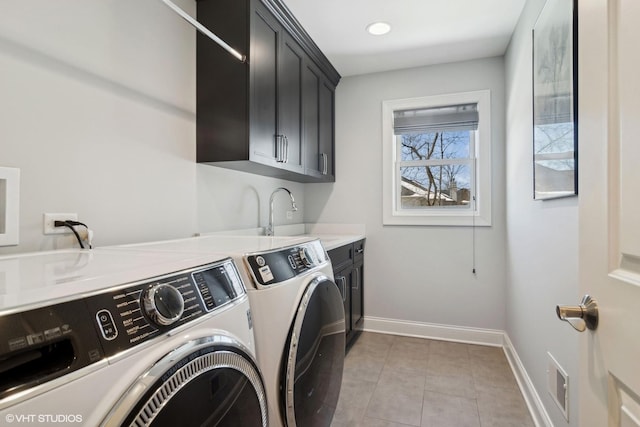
top-left (532, 0), bottom-right (578, 200)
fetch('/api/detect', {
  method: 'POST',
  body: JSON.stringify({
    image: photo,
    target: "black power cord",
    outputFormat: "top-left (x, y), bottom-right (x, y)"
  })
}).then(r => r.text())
top-left (54, 220), bottom-right (92, 249)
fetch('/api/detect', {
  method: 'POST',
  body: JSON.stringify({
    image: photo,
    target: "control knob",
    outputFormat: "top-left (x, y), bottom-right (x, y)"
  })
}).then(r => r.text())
top-left (143, 284), bottom-right (184, 326)
top-left (299, 247), bottom-right (314, 268)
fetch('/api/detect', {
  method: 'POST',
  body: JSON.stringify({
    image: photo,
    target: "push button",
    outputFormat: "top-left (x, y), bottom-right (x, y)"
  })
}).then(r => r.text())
top-left (258, 265), bottom-right (274, 283)
top-left (97, 309), bottom-right (118, 340)
top-left (288, 255), bottom-right (297, 270)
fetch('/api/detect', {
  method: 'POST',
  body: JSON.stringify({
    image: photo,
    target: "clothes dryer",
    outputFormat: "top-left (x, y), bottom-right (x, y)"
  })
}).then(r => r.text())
top-left (0, 248), bottom-right (267, 426)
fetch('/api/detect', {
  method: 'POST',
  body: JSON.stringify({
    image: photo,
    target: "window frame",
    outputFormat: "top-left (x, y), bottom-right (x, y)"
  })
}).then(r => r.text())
top-left (382, 90), bottom-right (492, 226)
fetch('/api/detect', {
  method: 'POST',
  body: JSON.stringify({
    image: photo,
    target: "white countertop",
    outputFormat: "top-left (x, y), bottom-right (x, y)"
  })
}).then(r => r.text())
top-left (0, 248), bottom-right (231, 312)
top-left (292, 234), bottom-right (363, 251)
top-left (0, 224), bottom-right (364, 311)
top-left (200, 223), bottom-right (366, 251)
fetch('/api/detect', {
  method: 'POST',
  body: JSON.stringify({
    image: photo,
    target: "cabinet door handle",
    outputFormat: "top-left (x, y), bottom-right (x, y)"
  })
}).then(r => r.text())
top-left (353, 268), bottom-right (359, 291)
top-left (355, 248), bottom-right (364, 255)
top-left (277, 135), bottom-right (281, 162)
top-left (284, 135), bottom-right (289, 164)
top-left (276, 135), bottom-right (284, 163)
top-left (321, 153), bottom-right (328, 175)
top-left (336, 276), bottom-right (346, 302)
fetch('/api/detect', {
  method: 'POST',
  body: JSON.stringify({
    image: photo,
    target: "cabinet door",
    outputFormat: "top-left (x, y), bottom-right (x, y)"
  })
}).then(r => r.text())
top-left (351, 258), bottom-right (363, 330)
top-left (278, 32), bottom-right (304, 172)
top-left (319, 79), bottom-right (335, 180)
top-left (303, 61), bottom-right (335, 180)
top-left (302, 61), bottom-right (321, 177)
top-left (333, 266), bottom-right (352, 337)
top-left (250, 5), bottom-right (279, 164)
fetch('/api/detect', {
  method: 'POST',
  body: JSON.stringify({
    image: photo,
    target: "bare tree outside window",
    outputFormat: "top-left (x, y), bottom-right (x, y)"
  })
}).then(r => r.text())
top-left (398, 130), bottom-right (473, 209)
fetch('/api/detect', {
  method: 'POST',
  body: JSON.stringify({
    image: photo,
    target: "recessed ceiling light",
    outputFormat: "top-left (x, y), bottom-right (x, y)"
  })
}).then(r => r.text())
top-left (366, 22), bottom-right (391, 36)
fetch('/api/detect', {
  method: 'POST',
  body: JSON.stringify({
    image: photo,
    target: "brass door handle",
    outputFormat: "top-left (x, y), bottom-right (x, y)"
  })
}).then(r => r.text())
top-left (556, 295), bottom-right (599, 332)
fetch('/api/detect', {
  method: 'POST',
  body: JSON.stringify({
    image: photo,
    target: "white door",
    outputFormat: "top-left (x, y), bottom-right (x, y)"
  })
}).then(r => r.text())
top-left (579, 0), bottom-right (640, 426)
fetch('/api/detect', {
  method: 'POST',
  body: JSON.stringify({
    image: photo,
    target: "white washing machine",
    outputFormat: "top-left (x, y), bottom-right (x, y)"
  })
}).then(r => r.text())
top-left (110, 235), bottom-right (346, 427)
top-left (242, 238), bottom-right (345, 427)
top-left (0, 248), bottom-right (268, 426)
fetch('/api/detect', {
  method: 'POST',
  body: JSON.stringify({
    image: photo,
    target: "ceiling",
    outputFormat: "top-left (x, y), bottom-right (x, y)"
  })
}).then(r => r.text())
top-left (283, 0), bottom-right (527, 77)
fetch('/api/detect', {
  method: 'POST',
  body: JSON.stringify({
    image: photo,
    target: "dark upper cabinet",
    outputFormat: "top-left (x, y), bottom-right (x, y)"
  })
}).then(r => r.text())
top-left (249, 4), bottom-right (303, 173)
top-left (249, 5), bottom-right (278, 165)
top-left (302, 63), bottom-right (320, 175)
top-left (277, 31), bottom-right (304, 172)
top-left (319, 79), bottom-right (335, 179)
top-left (303, 60), bottom-right (335, 180)
top-left (196, 0), bottom-right (340, 182)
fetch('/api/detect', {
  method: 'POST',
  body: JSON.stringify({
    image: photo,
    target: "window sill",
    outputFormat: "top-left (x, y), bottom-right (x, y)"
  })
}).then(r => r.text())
top-left (382, 212), bottom-right (491, 227)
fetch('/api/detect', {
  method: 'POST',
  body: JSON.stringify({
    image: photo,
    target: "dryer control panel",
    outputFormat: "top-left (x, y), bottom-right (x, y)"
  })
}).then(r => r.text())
top-left (245, 239), bottom-right (328, 286)
top-left (0, 258), bottom-right (247, 403)
top-left (85, 258), bottom-right (246, 357)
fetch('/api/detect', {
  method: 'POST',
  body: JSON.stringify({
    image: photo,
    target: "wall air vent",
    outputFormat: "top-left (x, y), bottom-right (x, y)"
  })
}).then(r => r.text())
top-left (547, 351), bottom-right (569, 421)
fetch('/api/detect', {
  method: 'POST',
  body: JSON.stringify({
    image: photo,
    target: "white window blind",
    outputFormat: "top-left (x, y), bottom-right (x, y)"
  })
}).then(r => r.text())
top-left (393, 103), bottom-right (479, 134)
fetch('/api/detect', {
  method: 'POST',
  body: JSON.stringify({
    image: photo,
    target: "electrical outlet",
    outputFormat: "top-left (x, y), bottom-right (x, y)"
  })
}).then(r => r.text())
top-left (43, 213), bottom-right (78, 235)
top-left (286, 210), bottom-right (293, 220)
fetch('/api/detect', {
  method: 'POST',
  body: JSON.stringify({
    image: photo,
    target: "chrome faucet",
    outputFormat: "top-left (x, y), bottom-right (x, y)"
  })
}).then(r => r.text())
top-left (266, 187), bottom-right (297, 236)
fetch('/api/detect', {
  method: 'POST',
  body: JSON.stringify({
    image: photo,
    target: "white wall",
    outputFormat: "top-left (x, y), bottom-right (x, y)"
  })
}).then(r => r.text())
top-left (504, 0), bottom-right (580, 425)
top-left (305, 57), bottom-right (507, 330)
top-left (0, 0), bottom-right (303, 255)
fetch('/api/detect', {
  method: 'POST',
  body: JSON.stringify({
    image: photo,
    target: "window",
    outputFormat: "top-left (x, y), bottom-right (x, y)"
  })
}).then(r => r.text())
top-left (382, 90), bottom-right (492, 226)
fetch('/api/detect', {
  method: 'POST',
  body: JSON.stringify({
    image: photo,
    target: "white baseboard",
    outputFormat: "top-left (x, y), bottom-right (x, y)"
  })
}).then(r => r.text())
top-left (363, 315), bottom-right (504, 346)
top-left (362, 316), bottom-right (553, 427)
top-left (502, 334), bottom-right (554, 427)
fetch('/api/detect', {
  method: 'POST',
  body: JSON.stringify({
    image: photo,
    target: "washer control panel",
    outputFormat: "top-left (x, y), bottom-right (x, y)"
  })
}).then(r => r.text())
top-left (85, 258), bottom-right (246, 357)
top-left (245, 239), bottom-right (328, 286)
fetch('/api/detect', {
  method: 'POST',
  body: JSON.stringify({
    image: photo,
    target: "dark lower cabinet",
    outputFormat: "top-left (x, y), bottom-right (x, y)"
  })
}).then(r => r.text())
top-left (352, 255), bottom-right (363, 329)
top-left (333, 263), bottom-right (351, 339)
top-left (328, 240), bottom-right (365, 347)
top-left (196, 0), bottom-right (339, 183)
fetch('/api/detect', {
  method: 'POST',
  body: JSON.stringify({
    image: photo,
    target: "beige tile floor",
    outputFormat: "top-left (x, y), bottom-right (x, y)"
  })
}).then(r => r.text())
top-left (331, 332), bottom-right (535, 427)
